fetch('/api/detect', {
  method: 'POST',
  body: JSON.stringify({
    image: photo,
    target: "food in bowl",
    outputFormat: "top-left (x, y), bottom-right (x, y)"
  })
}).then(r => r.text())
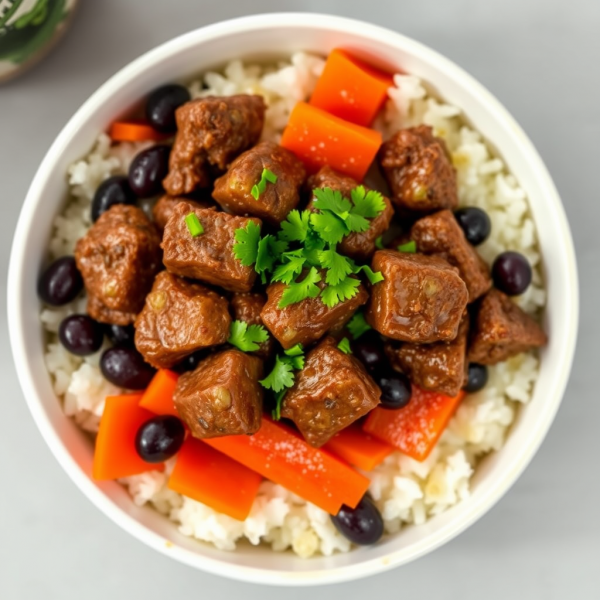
top-left (38, 49), bottom-right (547, 558)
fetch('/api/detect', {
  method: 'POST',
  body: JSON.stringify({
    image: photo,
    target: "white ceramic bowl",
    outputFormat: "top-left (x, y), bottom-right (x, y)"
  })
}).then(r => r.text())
top-left (8, 13), bottom-right (578, 586)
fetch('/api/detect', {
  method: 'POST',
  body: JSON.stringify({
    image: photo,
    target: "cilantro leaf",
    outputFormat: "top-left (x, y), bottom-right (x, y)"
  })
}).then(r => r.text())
top-left (313, 187), bottom-right (352, 216)
top-left (350, 186), bottom-right (386, 218)
top-left (354, 265), bottom-right (385, 285)
top-left (310, 211), bottom-right (349, 245)
top-left (344, 212), bottom-right (370, 234)
top-left (320, 277), bottom-right (361, 308)
top-left (279, 210), bottom-right (311, 242)
top-left (302, 229), bottom-right (327, 266)
top-left (278, 267), bottom-right (322, 308)
top-left (256, 235), bottom-right (288, 282)
top-left (375, 235), bottom-right (385, 250)
top-left (397, 240), bottom-right (417, 253)
top-left (271, 253), bottom-right (305, 284)
top-left (228, 320), bottom-right (269, 352)
top-left (347, 311), bottom-right (372, 340)
top-left (318, 247), bottom-right (354, 286)
top-left (284, 343), bottom-right (304, 357)
top-left (337, 337), bottom-right (352, 354)
top-left (233, 221), bottom-right (261, 266)
top-left (260, 355), bottom-right (295, 392)
top-left (283, 354), bottom-right (305, 370)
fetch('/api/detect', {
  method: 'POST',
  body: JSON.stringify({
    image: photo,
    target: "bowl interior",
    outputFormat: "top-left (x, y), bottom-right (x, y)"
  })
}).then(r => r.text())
top-left (8, 14), bottom-right (578, 586)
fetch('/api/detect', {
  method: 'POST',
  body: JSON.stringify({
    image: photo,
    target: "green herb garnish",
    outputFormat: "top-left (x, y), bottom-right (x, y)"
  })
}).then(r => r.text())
top-left (251, 168), bottom-right (278, 200)
top-left (260, 355), bottom-right (294, 393)
top-left (263, 345), bottom-right (306, 419)
top-left (232, 185), bottom-right (386, 310)
top-left (397, 240), bottom-right (417, 253)
top-left (278, 267), bottom-right (322, 308)
top-left (228, 320), bottom-right (269, 352)
top-left (185, 213), bottom-right (204, 237)
top-left (232, 220), bottom-right (261, 266)
top-left (375, 235), bottom-right (385, 250)
top-left (347, 311), bottom-right (372, 340)
top-left (337, 337), bottom-right (352, 355)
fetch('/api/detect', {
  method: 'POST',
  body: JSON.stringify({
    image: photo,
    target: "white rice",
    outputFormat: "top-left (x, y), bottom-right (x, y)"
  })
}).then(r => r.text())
top-left (41, 53), bottom-right (545, 558)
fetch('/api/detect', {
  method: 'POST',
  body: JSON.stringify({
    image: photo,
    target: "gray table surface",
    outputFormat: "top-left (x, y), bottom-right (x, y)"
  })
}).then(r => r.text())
top-left (1, 1), bottom-right (598, 598)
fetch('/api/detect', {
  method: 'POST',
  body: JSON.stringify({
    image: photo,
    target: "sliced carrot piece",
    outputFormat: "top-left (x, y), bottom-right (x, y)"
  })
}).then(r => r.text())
top-left (324, 425), bottom-right (394, 471)
top-left (204, 418), bottom-right (370, 515)
top-left (168, 437), bottom-right (262, 521)
top-left (139, 369), bottom-right (179, 417)
top-left (93, 393), bottom-right (164, 480)
top-left (280, 102), bottom-right (382, 181)
top-left (109, 120), bottom-right (170, 142)
top-left (363, 387), bottom-right (466, 461)
top-left (310, 49), bottom-right (394, 127)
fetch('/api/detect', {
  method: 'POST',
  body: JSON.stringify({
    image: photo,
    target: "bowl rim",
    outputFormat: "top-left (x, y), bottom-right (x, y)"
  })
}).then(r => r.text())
top-left (7, 12), bottom-right (579, 586)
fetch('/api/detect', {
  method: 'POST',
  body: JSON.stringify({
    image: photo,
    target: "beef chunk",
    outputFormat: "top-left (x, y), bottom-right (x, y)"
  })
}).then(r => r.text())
top-left (410, 209), bottom-right (491, 302)
top-left (75, 205), bottom-right (161, 325)
top-left (307, 166), bottom-right (394, 261)
top-left (152, 195), bottom-right (214, 234)
top-left (134, 271), bottom-right (231, 368)
top-left (230, 292), bottom-right (273, 358)
top-left (281, 337), bottom-right (381, 447)
top-left (212, 141), bottom-right (306, 225)
top-left (391, 314), bottom-right (469, 396)
top-left (162, 201), bottom-right (259, 292)
top-left (468, 289), bottom-right (547, 364)
top-left (379, 126), bottom-right (458, 213)
top-left (174, 349), bottom-right (263, 439)
top-left (366, 250), bottom-right (468, 343)
top-left (163, 95), bottom-right (266, 195)
top-left (261, 274), bottom-right (368, 349)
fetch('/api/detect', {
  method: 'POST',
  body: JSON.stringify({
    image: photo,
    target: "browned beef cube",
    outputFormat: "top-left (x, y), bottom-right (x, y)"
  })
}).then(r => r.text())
top-left (410, 210), bottom-right (491, 302)
top-left (281, 337), bottom-right (381, 447)
top-left (391, 314), bottom-right (469, 396)
top-left (152, 195), bottom-right (215, 234)
top-left (163, 95), bottom-right (266, 195)
top-left (174, 349), bottom-right (263, 439)
top-left (366, 250), bottom-right (468, 343)
top-left (230, 292), bottom-right (274, 358)
top-left (379, 126), bottom-right (458, 213)
top-left (162, 201), bottom-right (259, 292)
top-left (134, 271), bottom-right (231, 368)
top-left (468, 289), bottom-right (547, 364)
top-left (260, 274), bottom-right (368, 349)
top-left (306, 166), bottom-right (394, 261)
top-left (75, 205), bottom-right (161, 325)
top-left (212, 141), bottom-right (306, 225)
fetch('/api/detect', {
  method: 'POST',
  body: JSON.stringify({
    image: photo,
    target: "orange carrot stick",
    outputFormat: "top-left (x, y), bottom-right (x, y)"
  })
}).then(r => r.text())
top-left (204, 417), bottom-right (370, 515)
top-left (93, 393), bottom-right (164, 480)
top-left (310, 49), bottom-right (394, 127)
top-left (324, 425), bottom-right (394, 471)
top-left (280, 102), bottom-right (382, 181)
top-left (168, 437), bottom-right (262, 521)
top-left (363, 387), bottom-right (466, 461)
top-left (139, 369), bottom-right (179, 417)
top-left (109, 120), bottom-right (170, 142)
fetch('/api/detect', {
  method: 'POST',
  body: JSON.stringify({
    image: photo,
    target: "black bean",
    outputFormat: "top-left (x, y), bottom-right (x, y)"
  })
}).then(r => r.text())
top-left (492, 251), bottom-right (532, 296)
top-left (145, 84), bottom-right (191, 133)
top-left (128, 145), bottom-right (170, 198)
top-left (135, 415), bottom-right (185, 463)
top-left (331, 495), bottom-right (384, 545)
top-left (100, 346), bottom-right (156, 389)
top-left (454, 207), bottom-right (491, 246)
top-left (37, 256), bottom-right (83, 306)
top-left (58, 314), bottom-right (104, 356)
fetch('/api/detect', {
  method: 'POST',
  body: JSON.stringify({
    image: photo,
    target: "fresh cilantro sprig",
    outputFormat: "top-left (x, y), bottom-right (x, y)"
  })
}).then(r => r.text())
top-left (278, 267), bottom-right (321, 308)
top-left (232, 186), bottom-right (386, 309)
top-left (260, 344), bottom-right (306, 420)
top-left (347, 311), bottom-right (372, 340)
top-left (337, 337), bottom-right (352, 354)
top-left (228, 320), bottom-right (269, 352)
top-left (310, 186), bottom-right (386, 244)
top-left (251, 168), bottom-right (278, 200)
